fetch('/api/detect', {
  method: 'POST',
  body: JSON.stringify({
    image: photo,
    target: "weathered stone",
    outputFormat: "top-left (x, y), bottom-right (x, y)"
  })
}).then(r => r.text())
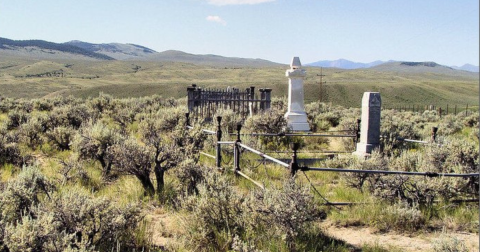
top-left (354, 92), bottom-right (381, 156)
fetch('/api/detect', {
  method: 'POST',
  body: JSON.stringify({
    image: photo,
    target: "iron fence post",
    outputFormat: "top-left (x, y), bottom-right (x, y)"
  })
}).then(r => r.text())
top-left (216, 116), bottom-right (222, 168)
top-left (234, 123), bottom-right (242, 172)
top-left (290, 142), bottom-right (300, 177)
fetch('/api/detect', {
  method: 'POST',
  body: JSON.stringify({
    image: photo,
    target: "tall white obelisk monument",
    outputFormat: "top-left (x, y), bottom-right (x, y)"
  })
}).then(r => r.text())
top-left (285, 57), bottom-right (310, 131)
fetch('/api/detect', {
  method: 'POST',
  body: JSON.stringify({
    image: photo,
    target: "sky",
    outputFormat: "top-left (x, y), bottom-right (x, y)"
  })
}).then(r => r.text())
top-left (1, 0), bottom-right (478, 66)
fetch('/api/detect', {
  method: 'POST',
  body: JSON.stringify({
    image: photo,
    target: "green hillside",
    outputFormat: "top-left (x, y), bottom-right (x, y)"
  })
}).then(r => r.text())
top-left (0, 56), bottom-right (478, 110)
top-left (0, 37), bottom-right (114, 60)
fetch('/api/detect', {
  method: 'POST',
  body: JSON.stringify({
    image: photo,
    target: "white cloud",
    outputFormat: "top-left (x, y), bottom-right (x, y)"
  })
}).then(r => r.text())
top-left (206, 15), bottom-right (227, 26)
top-left (206, 0), bottom-right (275, 6)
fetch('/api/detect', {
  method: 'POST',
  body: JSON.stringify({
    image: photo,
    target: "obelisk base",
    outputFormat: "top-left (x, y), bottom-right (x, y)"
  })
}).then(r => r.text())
top-left (285, 111), bottom-right (310, 132)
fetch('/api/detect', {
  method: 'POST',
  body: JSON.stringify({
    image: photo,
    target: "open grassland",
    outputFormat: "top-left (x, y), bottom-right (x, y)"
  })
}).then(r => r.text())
top-left (0, 57), bottom-right (478, 110)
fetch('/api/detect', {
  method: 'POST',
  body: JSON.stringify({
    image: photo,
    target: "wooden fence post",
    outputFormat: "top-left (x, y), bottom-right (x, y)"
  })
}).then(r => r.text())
top-left (234, 123), bottom-right (242, 172)
top-left (216, 116), bottom-right (222, 168)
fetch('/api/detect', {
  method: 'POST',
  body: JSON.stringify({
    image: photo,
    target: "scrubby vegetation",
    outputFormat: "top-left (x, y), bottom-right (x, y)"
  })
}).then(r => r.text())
top-left (0, 95), bottom-right (478, 251)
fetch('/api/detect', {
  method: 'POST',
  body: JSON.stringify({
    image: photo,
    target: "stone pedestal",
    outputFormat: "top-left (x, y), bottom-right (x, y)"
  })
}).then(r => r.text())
top-left (285, 57), bottom-right (310, 132)
top-left (354, 92), bottom-right (381, 156)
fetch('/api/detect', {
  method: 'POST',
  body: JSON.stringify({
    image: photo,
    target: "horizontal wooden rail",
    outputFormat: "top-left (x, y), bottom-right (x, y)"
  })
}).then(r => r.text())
top-left (235, 170), bottom-right (265, 190)
top-left (202, 129), bottom-right (216, 135)
top-left (200, 152), bottom-right (215, 159)
top-left (396, 137), bottom-right (429, 144)
top-left (218, 141), bottom-right (236, 145)
top-left (237, 143), bottom-right (289, 168)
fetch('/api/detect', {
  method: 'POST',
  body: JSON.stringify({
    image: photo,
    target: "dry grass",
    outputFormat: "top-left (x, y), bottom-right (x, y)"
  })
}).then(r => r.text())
top-left (0, 58), bottom-right (478, 109)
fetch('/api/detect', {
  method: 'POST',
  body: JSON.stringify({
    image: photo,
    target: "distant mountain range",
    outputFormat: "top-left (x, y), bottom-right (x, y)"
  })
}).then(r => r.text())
top-left (306, 59), bottom-right (479, 73)
top-left (306, 59), bottom-right (391, 69)
top-left (1, 37), bottom-right (478, 72)
top-left (0, 37), bottom-right (280, 67)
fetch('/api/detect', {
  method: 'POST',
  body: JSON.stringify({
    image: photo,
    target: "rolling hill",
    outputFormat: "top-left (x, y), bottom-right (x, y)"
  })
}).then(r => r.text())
top-left (143, 50), bottom-right (282, 67)
top-left (0, 37), bottom-right (281, 67)
top-left (0, 37), bottom-right (478, 109)
top-left (64, 40), bottom-right (157, 60)
top-left (0, 37), bottom-right (115, 60)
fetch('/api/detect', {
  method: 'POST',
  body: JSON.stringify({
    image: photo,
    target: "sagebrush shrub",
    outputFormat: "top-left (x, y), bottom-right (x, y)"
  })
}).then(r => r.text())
top-left (376, 202), bottom-right (426, 232)
top-left (18, 114), bottom-right (47, 148)
top-left (109, 136), bottom-right (155, 196)
top-left (175, 159), bottom-right (208, 195)
top-left (0, 140), bottom-right (26, 167)
top-left (432, 235), bottom-right (468, 252)
top-left (248, 179), bottom-right (326, 249)
top-left (57, 154), bottom-right (88, 185)
top-left (46, 126), bottom-right (76, 151)
top-left (0, 168), bottom-right (145, 251)
top-left (344, 151), bottom-right (387, 191)
top-left (72, 121), bottom-right (121, 176)
top-left (243, 108), bottom-right (288, 150)
top-left (0, 166), bottom-right (54, 224)
top-left (139, 110), bottom-right (206, 196)
top-left (181, 172), bottom-right (245, 251)
top-left (48, 104), bottom-right (92, 130)
top-left (6, 109), bottom-right (29, 130)
top-left (86, 92), bottom-right (115, 116)
top-left (380, 110), bottom-right (422, 156)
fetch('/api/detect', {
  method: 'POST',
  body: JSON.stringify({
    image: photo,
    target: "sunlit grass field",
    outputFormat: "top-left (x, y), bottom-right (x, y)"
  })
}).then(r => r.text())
top-left (0, 57), bottom-right (478, 110)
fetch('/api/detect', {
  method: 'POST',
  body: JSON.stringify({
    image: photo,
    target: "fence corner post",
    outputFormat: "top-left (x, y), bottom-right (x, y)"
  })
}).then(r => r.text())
top-left (234, 123), bottom-right (242, 172)
top-left (290, 142), bottom-right (300, 177)
top-left (431, 127), bottom-right (438, 143)
top-left (216, 116), bottom-right (222, 168)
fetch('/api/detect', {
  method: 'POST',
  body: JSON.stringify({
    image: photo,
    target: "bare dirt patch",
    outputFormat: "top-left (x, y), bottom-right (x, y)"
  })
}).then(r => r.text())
top-left (322, 221), bottom-right (479, 251)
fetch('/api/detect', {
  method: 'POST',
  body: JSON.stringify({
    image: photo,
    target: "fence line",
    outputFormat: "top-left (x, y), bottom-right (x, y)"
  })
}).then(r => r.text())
top-left (303, 167), bottom-right (478, 178)
top-left (229, 132), bottom-right (356, 138)
top-left (385, 104), bottom-right (478, 117)
top-left (189, 115), bottom-right (479, 206)
top-left (187, 84), bottom-right (272, 119)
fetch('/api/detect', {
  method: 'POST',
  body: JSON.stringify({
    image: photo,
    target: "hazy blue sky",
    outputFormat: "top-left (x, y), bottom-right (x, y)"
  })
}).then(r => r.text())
top-left (1, 0), bottom-right (478, 66)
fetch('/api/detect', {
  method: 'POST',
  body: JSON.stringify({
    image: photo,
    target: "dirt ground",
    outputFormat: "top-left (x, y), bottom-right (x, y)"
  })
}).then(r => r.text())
top-left (148, 210), bottom-right (479, 251)
top-left (322, 221), bottom-right (479, 251)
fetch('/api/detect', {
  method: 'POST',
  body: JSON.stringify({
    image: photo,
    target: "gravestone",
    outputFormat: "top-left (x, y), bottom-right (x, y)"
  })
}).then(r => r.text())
top-left (284, 57), bottom-right (310, 131)
top-left (354, 92), bottom-right (381, 156)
